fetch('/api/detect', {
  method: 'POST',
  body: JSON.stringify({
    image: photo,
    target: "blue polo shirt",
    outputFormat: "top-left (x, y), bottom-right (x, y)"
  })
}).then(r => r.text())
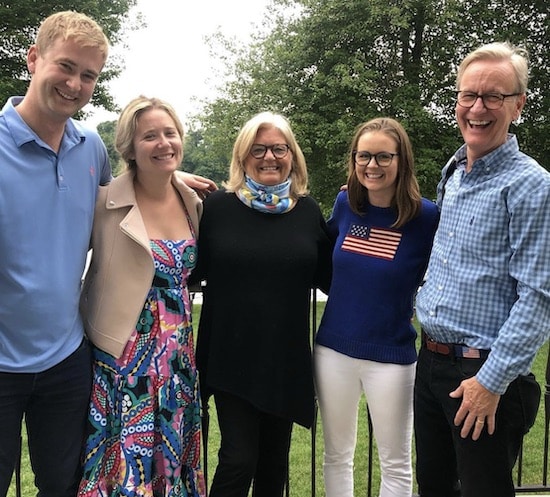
top-left (0, 97), bottom-right (112, 373)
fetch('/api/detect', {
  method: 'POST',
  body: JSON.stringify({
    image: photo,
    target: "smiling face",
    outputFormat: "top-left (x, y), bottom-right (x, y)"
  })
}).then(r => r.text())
top-left (456, 59), bottom-right (526, 166)
top-left (243, 126), bottom-right (293, 186)
top-left (354, 131), bottom-right (399, 207)
top-left (130, 108), bottom-right (183, 179)
top-left (26, 36), bottom-right (104, 123)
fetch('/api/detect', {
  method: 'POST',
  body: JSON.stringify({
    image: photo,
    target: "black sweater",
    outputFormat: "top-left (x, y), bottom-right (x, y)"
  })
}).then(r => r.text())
top-left (194, 190), bottom-right (332, 427)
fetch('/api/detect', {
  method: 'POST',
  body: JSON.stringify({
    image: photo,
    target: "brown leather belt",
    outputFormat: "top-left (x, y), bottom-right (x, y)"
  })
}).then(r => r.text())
top-left (422, 331), bottom-right (490, 359)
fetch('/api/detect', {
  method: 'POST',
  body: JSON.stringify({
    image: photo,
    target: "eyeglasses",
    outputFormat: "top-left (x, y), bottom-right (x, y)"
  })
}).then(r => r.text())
top-left (250, 143), bottom-right (290, 159)
top-left (353, 151), bottom-right (399, 168)
top-left (456, 91), bottom-right (521, 110)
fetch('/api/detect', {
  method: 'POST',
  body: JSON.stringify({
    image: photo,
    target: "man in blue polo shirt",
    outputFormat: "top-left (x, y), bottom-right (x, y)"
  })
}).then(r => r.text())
top-left (414, 42), bottom-right (550, 497)
top-left (0, 12), bottom-right (111, 497)
top-left (0, 11), bottom-right (214, 497)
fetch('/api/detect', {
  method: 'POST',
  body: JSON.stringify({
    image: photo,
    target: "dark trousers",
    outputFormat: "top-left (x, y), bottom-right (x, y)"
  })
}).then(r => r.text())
top-left (0, 339), bottom-right (92, 497)
top-left (209, 390), bottom-right (293, 497)
top-left (414, 346), bottom-right (539, 497)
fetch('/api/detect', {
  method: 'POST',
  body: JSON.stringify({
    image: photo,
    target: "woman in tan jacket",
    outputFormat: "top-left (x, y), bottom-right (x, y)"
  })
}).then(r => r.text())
top-left (78, 96), bottom-right (205, 497)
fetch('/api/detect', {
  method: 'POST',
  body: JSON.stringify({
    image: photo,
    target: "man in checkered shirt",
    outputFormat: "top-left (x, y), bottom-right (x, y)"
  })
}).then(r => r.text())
top-left (414, 42), bottom-right (550, 497)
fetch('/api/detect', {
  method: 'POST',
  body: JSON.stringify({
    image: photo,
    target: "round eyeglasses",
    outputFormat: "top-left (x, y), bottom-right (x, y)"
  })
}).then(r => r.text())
top-left (250, 143), bottom-right (290, 159)
top-left (456, 91), bottom-right (521, 110)
top-left (353, 151), bottom-right (399, 168)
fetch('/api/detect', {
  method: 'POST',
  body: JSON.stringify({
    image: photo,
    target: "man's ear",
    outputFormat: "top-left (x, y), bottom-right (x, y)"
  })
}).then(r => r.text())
top-left (27, 45), bottom-right (39, 74)
top-left (514, 94), bottom-right (527, 120)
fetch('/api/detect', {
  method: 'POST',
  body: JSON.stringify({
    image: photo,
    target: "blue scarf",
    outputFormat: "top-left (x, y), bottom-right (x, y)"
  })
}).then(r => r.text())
top-left (237, 175), bottom-right (294, 214)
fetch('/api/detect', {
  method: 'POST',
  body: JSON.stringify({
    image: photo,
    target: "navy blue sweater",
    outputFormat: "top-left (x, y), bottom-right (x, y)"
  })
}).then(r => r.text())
top-left (316, 191), bottom-right (439, 364)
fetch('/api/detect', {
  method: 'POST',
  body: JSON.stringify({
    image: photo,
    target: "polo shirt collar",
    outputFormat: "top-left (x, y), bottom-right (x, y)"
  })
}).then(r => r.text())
top-left (2, 96), bottom-right (84, 150)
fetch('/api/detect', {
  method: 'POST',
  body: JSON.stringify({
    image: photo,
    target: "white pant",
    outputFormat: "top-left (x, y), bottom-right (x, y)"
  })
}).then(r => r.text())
top-left (314, 345), bottom-right (415, 497)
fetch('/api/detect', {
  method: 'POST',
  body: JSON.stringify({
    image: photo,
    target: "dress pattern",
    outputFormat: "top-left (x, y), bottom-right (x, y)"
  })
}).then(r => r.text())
top-left (79, 239), bottom-right (205, 497)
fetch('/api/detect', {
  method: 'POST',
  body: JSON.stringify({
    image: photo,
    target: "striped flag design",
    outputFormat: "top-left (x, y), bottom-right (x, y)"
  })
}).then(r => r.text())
top-left (341, 224), bottom-right (402, 260)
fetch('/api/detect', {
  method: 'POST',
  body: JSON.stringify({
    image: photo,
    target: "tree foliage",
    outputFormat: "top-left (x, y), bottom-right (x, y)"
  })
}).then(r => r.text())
top-left (188, 0), bottom-right (549, 212)
top-left (96, 119), bottom-right (124, 175)
top-left (0, 0), bottom-right (138, 113)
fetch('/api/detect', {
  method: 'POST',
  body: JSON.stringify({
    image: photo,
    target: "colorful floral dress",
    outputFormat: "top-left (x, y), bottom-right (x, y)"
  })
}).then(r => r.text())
top-left (79, 238), bottom-right (205, 497)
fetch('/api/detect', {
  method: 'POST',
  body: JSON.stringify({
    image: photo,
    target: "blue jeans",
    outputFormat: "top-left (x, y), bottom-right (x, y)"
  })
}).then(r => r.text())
top-left (209, 390), bottom-right (293, 497)
top-left (414, 346), bottom-right (539, 497)
top-left (0, 339), bottom-right (92, 497)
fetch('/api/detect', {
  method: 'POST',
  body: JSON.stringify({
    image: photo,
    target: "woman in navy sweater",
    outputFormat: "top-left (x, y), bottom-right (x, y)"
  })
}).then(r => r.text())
top-left (315, 118), bottom-right (439, 497)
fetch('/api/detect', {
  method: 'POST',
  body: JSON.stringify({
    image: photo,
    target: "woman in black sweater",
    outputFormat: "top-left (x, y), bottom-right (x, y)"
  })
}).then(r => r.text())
top-left (193, 111), bottom-right (332, 497)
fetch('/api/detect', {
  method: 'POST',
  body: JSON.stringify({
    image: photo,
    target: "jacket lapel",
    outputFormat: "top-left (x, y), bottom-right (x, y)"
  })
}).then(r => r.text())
top-left (105, 172), bottom-right (151, 252)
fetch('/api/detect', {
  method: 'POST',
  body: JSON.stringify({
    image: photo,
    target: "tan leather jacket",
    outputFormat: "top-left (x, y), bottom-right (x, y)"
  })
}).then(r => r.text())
top-left (80, 170), bottom-right (202, 358)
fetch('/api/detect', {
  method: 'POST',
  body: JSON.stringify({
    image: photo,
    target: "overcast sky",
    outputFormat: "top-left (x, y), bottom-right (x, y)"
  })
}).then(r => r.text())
top-left (82, 0), bottom-right (271, 127)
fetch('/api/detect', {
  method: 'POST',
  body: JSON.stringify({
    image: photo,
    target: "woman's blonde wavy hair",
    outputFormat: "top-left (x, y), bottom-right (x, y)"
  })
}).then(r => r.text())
top-left (224, 112), bottom-right (309, 199)
top-left (115, 95), bottom-right (185, 172)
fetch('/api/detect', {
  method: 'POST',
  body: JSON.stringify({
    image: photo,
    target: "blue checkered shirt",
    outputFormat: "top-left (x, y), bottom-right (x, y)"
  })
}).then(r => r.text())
top-left (416, 135), bottom-right (550, 394)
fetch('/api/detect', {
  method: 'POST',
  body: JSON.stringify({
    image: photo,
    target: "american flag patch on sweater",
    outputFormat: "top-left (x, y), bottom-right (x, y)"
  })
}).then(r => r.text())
top-left (341, 224), bottom-right (402, 260)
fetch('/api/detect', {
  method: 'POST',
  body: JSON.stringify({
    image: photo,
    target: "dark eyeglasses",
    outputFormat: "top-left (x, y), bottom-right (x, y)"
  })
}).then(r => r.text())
top-left (353, 151), bottom-right (399, 168)
top-left (249, 143), bottom-right (290, 159)
top-left (456, 91), bottom-right (521, 110)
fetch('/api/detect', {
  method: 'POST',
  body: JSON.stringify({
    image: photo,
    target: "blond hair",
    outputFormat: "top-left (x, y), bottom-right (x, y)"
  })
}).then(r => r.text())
top-left (224, 112), bottom-right (309, 199)
top-left (115, 95), bottom-right (185, 171)
top-left (36, 11), bottom-right (109, 63)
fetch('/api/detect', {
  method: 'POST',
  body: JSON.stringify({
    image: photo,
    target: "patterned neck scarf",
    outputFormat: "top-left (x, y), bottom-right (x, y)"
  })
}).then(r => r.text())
top-left (237, 175), bottom-right (294, 214)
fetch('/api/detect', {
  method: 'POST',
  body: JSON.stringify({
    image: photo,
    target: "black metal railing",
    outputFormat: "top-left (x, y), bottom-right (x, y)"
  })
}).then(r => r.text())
top-left (513, 343), bottom-right (550, 494)
top-left (11, 291), bottom-right (550, 496)
top-left (199, 290), bottom-right (550, 497)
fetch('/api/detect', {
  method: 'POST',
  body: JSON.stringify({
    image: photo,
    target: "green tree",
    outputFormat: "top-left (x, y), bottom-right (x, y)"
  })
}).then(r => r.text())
top-left (190, 0), bottom-right (549, 210)
top-left (0, 0), bottom-right (139, 113)
top-left (96, 120), bottom-right (124, 175)
top-left (183, 125), bottom-right (230, 186)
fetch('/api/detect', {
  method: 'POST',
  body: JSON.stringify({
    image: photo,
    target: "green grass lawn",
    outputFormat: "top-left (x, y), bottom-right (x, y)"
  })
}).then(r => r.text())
top-left (8, 300), bottom-right (550, 496)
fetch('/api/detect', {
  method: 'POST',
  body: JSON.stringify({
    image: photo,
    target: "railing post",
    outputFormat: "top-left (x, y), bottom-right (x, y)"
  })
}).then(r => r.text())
top-left (201, 400), bottom-right (210, 497)
top-left (15, 436), bottom-right (22, 497)
top-left (195, 289), bottom-right (210, 497)
top-left (517, 441), bottom-right (524, 487)
top-left (367, 409), bottom-right (373, 497)
top-left (311, 289), bottom-right (318, 497)
top-left (543, 344), bottom-right (550, 486)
